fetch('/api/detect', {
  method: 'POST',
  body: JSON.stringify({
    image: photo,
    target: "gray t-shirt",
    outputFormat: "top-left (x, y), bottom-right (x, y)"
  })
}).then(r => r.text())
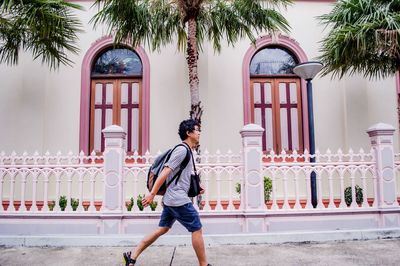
top-left (162, 145), bottom-right (193, 207)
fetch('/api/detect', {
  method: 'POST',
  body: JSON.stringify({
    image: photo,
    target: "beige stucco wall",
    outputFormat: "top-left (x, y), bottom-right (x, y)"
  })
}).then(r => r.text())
top-left (0, 1), bottom-right (398, 155)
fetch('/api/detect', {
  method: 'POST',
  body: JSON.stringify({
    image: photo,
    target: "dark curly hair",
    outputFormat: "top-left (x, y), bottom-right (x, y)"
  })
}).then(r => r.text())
top-left (178, 119), bottom-right (200, 141)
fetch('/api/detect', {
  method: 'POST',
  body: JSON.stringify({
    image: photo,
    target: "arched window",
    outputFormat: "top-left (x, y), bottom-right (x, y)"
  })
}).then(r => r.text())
top-left (90, 48), bottom-right (143, 153)
top-left (249, 46), bottom-right (304, 153)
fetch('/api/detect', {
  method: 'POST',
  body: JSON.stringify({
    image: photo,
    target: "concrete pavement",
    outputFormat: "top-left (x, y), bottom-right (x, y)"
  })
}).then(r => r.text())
top-left (1, 238), bottom-right (400, 266)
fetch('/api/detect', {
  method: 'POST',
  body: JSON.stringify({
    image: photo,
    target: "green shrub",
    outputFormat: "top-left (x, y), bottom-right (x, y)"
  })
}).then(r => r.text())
top-left (127, 197), bottom-right (134, 211)
top-left (137, 194), bottom-right (144, 211)
top-left (344, 185), bottom-right (363, 206)
top-left (71, 198), bottom-right (79, 211)
top-left (59, 196), bottom-right (67, 211)
top-left (236, 176), bottom-right (273, 202)
top-left (150, 201), bottom-right (158, 211)
top-left (48, 201), bottom-right (55, 211)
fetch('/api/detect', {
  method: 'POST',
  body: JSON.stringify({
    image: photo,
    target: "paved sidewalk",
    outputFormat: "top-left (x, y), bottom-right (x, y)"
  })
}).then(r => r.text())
top-left (1, 238), bottom-right (400, 266)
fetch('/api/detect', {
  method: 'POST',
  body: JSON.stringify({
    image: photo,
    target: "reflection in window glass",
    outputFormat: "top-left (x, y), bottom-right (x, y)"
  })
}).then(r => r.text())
top-left (250, 47), bottom-right (297, 75)
top-left (92, 48), bottom-right (142, 75)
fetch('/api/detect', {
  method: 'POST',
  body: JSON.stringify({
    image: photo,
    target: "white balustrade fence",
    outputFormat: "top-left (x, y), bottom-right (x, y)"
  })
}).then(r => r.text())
top-left (0, 152), bottom-right (104, 213)
top-left (0, 123), bottom-right (399, 235)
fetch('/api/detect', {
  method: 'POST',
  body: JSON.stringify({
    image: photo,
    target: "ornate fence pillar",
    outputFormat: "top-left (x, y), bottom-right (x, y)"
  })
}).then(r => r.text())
top-left (240, 124), bottom-right (265, 212)
top-left (367, 123), bottom-right (399, 227)
top-left (102, 125), bottom-right (126, 233)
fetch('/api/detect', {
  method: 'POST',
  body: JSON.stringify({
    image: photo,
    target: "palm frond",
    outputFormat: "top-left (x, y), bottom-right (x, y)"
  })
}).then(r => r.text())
top-left (0, 0), bottom-right (83, 69)
top-left (319, 0), bottom-right (400, 79)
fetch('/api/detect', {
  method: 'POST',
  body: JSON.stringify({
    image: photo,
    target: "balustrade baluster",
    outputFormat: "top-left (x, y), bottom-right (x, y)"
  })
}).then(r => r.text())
top-left (42, 170), bottom-right (50, 212)
top-left (203, 170), bottom-right (211, 211)
top-left (31, 171), bottom-right (38, 212)
top-left (338, 168), bottom-right (346, 208)
top-left (293, 169), bottom-right (301, 210)
top-left (66, 171), bottom-right (73, 212)
top-left (282, 169), bottom-right (290, 210)
top-left (350, 168), bottom-right (357, 208)
top-left (88, 173), bottom-right (96, 212)
top-left (372, 166), bottom-right (378, 208)
top-left (0, 170), bottom-right (4, 212)
top-left (215, 168), bottom-right (223, 211)
top-left (19, 171), bottom-right (27, 212)
top-left (77, 171), bottom-right (84, 212)
top-left (327, 168), bottom-right (335, 209)
top-left (132, 169), bottom-right (139, 212)
top-left (305, 168), bottom-right (313, 209)
top-left (8, 171), bottom-right (16, 212)
top-left (227, 168), bottom-right (234, 211)
top-left (316, 167), bottom-right (324, 209)
top-left (271, 170), bottom-right (278, 210)
top-left (361, 167), bottom-right (369, 208)
top-left (54, 170), bottom-right (61, 212)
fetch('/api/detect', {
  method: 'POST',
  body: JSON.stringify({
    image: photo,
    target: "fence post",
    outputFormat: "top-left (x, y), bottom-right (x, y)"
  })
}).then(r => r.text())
top-left (367, 123), bottom-right (398, 210)
top-left (102, 125), bottom-right (126, 233)
top-left (240, 124), bottom-right (265, 214)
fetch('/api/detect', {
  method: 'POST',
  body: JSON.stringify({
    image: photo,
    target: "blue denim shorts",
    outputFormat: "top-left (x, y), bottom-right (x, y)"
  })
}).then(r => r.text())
top-left (159, 203), bottom-right (202, 232)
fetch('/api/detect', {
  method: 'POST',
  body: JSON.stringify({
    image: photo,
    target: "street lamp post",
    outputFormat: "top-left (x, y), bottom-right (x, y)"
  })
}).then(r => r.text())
top-left (293, 61), bottom-right (323, 208)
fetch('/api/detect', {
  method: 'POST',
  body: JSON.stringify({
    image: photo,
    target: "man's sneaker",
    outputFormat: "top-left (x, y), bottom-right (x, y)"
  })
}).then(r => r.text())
top-left (123, 251), bottom-right (136, 266)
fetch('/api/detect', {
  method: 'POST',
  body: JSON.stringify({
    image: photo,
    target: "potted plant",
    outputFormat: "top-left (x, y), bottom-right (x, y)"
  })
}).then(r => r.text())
top-left (48, 201), bottom-right (55, 211)
top-left (150, 201), bottom-right (158, 211)
top-left (137, 194), bottom-right (144, 211)
top-left (127, 197), bottom-right (134, 211)
top-left (71, 198), bottom-right (79, 211)
top-left (59, 195), bottom-right (67, 211)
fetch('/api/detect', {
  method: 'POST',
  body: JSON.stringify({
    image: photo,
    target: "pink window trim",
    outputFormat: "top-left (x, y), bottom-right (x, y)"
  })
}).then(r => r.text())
top-left (242, 34), bottom-right (310, 150)
top-left (80, 36), bottom-right (150, 154)
top-left (396, 72), bottom-right (400, 94)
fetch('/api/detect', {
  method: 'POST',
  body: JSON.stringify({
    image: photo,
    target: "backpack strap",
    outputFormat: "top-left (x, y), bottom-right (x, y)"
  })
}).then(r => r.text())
top-left (165, 144), bottom-right (191, 187)
top-left (173, 142), bottom-right (196, 185)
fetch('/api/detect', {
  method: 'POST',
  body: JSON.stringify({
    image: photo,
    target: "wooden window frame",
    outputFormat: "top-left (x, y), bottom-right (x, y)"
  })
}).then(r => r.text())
top-left (250, 77), bottom-right (303, 153)
top-left (90, 78), bottom-right (142, 154)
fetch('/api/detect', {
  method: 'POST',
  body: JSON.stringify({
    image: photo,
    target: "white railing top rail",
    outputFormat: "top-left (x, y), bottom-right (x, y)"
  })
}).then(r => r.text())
top-left (262, 148), bottom-right (374, 164)
top-left (0, 151), bottom-right (103, 167)
top-left (125, 149), bottom-right (242, 166)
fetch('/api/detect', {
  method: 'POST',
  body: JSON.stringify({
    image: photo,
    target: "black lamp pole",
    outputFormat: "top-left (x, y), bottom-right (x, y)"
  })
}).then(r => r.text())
top-left (306, 78), bottom-right (317, 208)
top-left (293, 61), bottom-right (323, 208)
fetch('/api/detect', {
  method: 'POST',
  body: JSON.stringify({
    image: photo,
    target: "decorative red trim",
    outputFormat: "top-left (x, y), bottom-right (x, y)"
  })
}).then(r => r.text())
top-left (242, 34), bottom-right (310, 150)
top-left (80, 36), bottom-right (150, 154)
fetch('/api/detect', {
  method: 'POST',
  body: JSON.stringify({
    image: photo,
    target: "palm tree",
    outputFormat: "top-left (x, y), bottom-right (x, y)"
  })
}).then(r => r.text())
top-left (319, 0), bottom-right (400, 79)
top-left (91, 0), bottom-right (291, 124)
top-left (0, 0), bottom-right (83, 69)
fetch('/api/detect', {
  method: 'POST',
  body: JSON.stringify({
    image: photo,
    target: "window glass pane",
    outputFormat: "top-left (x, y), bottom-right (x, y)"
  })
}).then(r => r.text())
top-left (265, 82), bottom-right (272, 104)
top-left (290, 83), bottom-right (297, 103)
top-left (106, 83), bottom-right (113, 104)
top-left (279, 82), bottom-right (287, 104)
top-left (280, 109), bottom-right (288, 151)
top-left (291, 109), bottom-right (299, 150)
top-left (132, 82), bottom-right (139, 104)
top-left (253, 83), bottom-right (261, 104)
top-left (266, 109), bottom-right (273, 151)
top-left (92, 48), bottom-right (142, 76)
top-left (121, 83), bottom-right (129, 104)
top-left (94, 109), bottom-right (102, 152)
top-left (121, 109), bottom-right (128, 139)
top-left (250, 47), bottom-right (297, 75)
top-left (132, 109), bottom-right (139, 152)
top-left (95, 84), bottom-right (103, 104)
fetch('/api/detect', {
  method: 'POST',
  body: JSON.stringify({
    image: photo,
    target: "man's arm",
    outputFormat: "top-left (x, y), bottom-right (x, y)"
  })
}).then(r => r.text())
top-left (142, 166), bottom-right (172, 207)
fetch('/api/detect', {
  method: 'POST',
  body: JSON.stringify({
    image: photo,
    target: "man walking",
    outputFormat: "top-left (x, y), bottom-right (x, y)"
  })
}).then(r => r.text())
top-left (123, 119), bottom-right (211, 266)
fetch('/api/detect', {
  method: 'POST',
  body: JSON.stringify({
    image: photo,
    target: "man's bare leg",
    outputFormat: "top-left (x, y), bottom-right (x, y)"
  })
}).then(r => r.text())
top-left (130, 227), bottom-right (169, 264)
top-left (192, 229), bottom-right (208, 266)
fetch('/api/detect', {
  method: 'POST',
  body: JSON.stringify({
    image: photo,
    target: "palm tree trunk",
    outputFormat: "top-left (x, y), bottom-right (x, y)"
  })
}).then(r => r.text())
top-left (186, 17), bottom-right (203, 124)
